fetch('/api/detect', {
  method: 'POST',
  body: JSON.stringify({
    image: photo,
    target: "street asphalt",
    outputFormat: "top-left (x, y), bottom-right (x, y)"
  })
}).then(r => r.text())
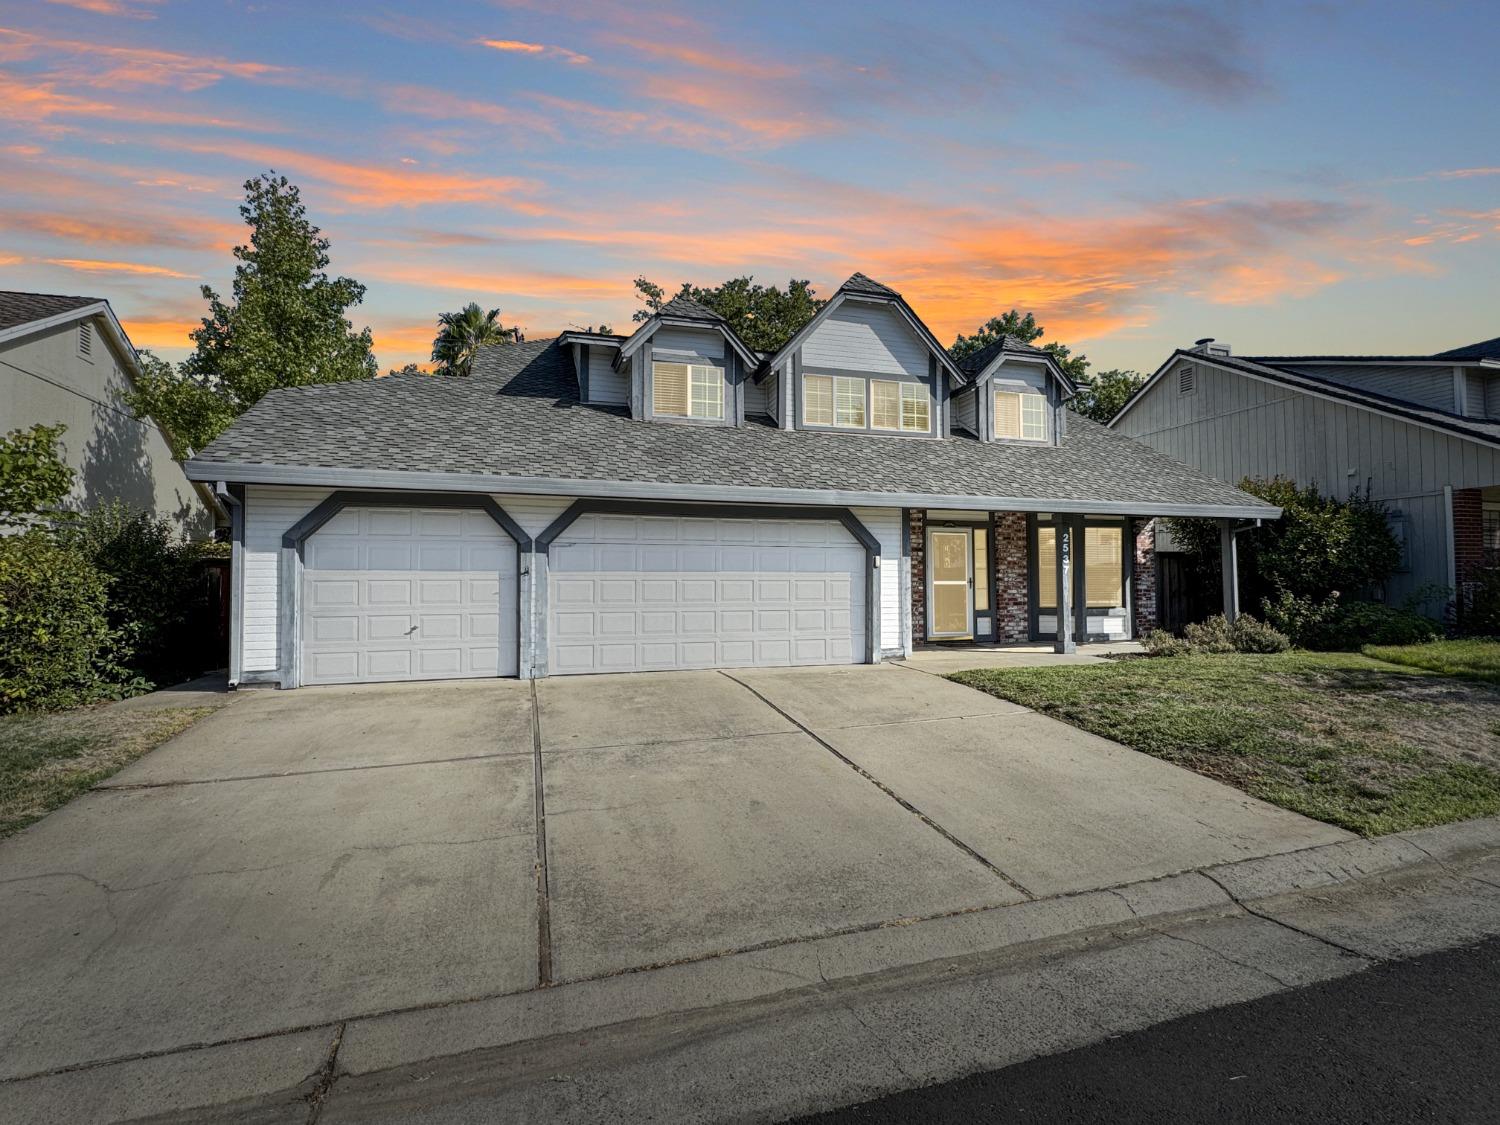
top-left (794, 934), bottom-right (1500, 1124)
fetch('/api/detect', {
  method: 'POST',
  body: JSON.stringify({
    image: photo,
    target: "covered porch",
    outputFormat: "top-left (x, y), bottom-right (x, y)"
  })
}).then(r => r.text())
top-left (910, 508), bottom-right (1246, 655)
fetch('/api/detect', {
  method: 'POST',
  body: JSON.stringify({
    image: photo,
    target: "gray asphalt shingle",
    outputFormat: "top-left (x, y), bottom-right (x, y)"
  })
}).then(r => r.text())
top-left (0, 291), bottom-right (99, 333)
top-left (192, 339), bottom-right (1271, 513)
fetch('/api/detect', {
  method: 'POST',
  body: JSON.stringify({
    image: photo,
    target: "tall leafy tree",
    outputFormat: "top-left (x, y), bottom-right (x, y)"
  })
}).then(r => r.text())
top-left (1069, 368), bottom-right (1145, 423)
top-left (129, 173), bottom-right (375, 457)
top-left (948, 310), bottom-right (1090, 384)
top-left (632, 276), bottom-right (824, 353)
top-left (431, 302), bottom-right (512, 377)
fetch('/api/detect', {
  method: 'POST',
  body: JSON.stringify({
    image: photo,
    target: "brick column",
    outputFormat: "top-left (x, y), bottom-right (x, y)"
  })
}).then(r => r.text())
top-left (1454, 488), bottom-right (1484, 621)
top-left (1132, 518), bottom-right (1157, 638)
top-left (992, 512), bottom-right (1029, 642)
top-left (908, 509), bottom-right (926, 645)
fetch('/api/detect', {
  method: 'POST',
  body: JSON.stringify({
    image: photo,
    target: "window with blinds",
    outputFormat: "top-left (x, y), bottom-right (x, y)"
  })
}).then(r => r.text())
top-left (871, 380), bottom-right (900, 430)
top-left (652, 361), bottom-right (723, 419)
top-left (804, 374), bottom-right (866, 428)
top-left (1084, 525), bottom-right (1123, 608)
top-left (995, 389), bottom-right (1047, 440)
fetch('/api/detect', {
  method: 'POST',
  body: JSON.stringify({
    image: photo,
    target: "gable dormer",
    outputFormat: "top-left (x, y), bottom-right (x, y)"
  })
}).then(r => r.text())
top-left (758, 273), bottom-right (965, 438)
top-left (615, 296), bottom-right (758, 427)
top-left (951, 336), bottom-right (1076, 446)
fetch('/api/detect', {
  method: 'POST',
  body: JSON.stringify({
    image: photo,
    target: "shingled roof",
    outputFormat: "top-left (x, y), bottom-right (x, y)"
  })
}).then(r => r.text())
top-left (0, 291), bottom-right (100, 334)
top-left (955, 335), bottom-right (1051, 375)
top-left (838, 272), bottom-right (901, 299)
top-left (1434, 336), bottom-right (1500, 361)
top-left (188, 338), bottom-right (1273, 516)
top-left (656, 293), bottom-right (724, 322)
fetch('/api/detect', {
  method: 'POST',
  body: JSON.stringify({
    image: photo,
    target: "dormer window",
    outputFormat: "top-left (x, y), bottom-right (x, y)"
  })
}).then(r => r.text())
top-left (872, 380), bottom-right (930, 432)
top-left (804, 374), bottom-right (865, 428)
top-left (653, 361), bottom-right (724, 420)
top-left (995, 388), bottom-right (1047, 441)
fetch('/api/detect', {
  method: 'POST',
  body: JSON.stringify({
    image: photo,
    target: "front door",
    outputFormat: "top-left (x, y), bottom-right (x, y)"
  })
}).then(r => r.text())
top-left (927, 528), bottom-right (973, 639)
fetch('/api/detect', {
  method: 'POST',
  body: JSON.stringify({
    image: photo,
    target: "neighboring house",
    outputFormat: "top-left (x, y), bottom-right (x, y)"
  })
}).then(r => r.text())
top-left (1111, 334), bottom-right (1500, 620)
top-left (0, 291), bottom-right (215, 534)
top-left (184, 273), bottom-right (1273, 688)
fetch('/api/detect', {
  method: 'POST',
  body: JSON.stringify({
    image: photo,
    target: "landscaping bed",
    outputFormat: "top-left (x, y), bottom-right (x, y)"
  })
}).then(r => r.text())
top-left (950, 651), bottom-right (1500, 837)
top-left (0, 704), bottom-right (215, 838)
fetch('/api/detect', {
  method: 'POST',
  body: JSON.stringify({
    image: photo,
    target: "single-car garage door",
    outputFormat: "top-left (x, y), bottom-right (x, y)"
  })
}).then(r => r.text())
top-left (301, 506), bottom-right (518, 685)
top-left (548, 513), bottom-right (866, 674)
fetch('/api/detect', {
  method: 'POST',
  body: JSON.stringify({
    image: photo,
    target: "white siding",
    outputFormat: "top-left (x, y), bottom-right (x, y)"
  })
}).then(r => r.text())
top-left (587, 347), bottom-right (627, 406)
top-left (1279, 363), bottom-right (1455, 412)
top-left (243, 486), bottom-right (333, 671)
top-left (803, 302), bottom-right (928, 378)
top-left (762, 368), bottom-right (779, 421)
top-left (850, 506), bottom-right (903, 654)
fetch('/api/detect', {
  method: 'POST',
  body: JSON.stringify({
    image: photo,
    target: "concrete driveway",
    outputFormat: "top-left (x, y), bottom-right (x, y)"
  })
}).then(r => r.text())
top-left (0, 663), bottom-right (1348, 1088)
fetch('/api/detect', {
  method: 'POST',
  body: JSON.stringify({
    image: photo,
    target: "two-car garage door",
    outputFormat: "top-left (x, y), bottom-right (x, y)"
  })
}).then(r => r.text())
top-left (298, 506), bottom-right (866, 684)
top-left (547, 513), bottom-right (865, 675)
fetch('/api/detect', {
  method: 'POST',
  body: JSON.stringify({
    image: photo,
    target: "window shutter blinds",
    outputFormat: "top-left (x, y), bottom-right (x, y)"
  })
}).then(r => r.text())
top-left (995, 390), bottom-right (1021, 438)
top-left (1021, 394), bottom-right (1047, 440)
top-left (901, 383), bottom-right (929, 431)
top-left (804, 375), bottom-right (834, 425)
top-left (871, 381), bottom-right (900, 429)
top-left (652, 362), bottom-right (691, 416)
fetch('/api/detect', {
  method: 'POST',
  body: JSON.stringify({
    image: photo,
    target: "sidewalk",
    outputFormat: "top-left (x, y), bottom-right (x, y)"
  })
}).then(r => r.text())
top-left (11, 814), bottom-right (1500, 1124)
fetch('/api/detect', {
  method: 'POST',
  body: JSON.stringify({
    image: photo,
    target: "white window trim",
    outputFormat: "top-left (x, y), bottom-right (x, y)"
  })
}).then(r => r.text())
top-left (652, 360), bottom-right (724, 421)
top-left (804, 373), bottom-right (867, 430)
top-left (805, 374), bottom-right (930, 433)
top-left (869, 379), bottom-right (930, 433)
top-left (995, 387), bottom-right (1049, 442)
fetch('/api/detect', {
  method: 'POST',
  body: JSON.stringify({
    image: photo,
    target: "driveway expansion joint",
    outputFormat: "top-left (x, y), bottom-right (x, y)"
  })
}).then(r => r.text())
top-left (303, 1022), bottom-right (345, 1124)
top-left (530, 680), bottom-right (555, 988)
top-left (92, 749), bottom-right (534, 790)
top-left (1197, 869), bottom-right (1387, 964)
top-left (717, 670), bottom-right (1035, 900)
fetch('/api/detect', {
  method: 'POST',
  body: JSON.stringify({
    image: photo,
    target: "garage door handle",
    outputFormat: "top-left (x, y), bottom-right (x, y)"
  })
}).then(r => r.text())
top-left (406, 625), bottom-right (418, 636)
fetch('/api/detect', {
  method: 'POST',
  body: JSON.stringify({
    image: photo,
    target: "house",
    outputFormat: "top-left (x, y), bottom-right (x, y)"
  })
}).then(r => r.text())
top-left (1111, 335), bottom-right (1500, 621)
top-left (0, 291), bottom-right (215, 534)
top-left (183, 273), bottom-right (1274, 687)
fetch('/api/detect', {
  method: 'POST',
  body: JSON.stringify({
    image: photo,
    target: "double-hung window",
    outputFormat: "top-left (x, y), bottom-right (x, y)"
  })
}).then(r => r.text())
top-left (871, 380), bottom-right (930, 432)
top-left (995, 388), bottom-right (1048, 441)
top-left (804, 374), bottom-right (865, 428)
top-left (653, 361), bottom-right (724, 420)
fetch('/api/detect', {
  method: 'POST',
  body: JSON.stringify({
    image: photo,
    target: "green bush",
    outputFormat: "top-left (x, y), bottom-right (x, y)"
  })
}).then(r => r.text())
top-left (1462, 568), bottom-right (1500, 637)
top-left (1229, 615), bottom-right (1292, 653)
top-left (55, 502), bottom-right (205, 688)
top-left (1144, 614), bottom-right (1289, 656)
top-left (0, 530), bottom-right (136, 713)
top-left (1267, 591), bottom-right (1442, 651)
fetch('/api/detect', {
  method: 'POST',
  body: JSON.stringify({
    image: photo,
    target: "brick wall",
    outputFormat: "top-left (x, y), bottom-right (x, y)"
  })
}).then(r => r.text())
top-left (1132, 518), bottom-right (1157, 638)
top-left (908, 509), bottom-right (926, 645)
top-left (1454, 488), bottom-right (1484, 623)
top-left (993, 512), bottom-right (1029, 642)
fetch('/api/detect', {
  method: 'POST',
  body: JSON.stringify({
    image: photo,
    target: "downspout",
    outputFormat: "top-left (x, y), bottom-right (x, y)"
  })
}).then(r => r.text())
top-left (214, 481), bottom-right (243, 688)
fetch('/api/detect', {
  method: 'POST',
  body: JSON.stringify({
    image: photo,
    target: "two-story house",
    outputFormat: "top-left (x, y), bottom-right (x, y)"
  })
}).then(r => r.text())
top-left (1, 291), bottom-right (215, 533)
top-left (1112, 335), bottom-right (1500, 622)
top-left (184, 273), bottom-right (1273, 687)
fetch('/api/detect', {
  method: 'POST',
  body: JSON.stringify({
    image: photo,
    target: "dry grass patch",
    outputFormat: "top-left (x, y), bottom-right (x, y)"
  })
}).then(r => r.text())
top-left (950, 652), bottom-right (1500, 837)
top-left (0, 705), bottom-right (215, 838)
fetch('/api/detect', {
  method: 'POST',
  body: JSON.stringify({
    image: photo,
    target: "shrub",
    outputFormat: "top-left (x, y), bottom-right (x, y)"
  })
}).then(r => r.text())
top-left (1144, 614), bottom-right (1288, 656)
top-left (1262, 590), bottom-right (1341, 643)
top-left (1229, 615), bottom-right (1292, 653)
top-left (1271, 593), bottom-right (1443, 651)
top-left (1462, 568), bottom-right (1500, 637)
top-left (1182, 615), bottom-right (1236, 653)
top-left (54, 502), bottom-right (204, 688)
top-left (0, 530), bottom-right (135, 713)
top-left (1141, 629), bottom-right (1189, 656)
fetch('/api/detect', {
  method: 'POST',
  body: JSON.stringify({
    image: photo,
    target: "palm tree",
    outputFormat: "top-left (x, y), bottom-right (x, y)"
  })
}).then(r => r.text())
top-left (431, 302), bottom-right (511, 376)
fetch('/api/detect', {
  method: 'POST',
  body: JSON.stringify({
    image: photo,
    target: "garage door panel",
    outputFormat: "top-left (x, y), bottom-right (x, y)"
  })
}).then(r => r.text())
top-left (548, 515), bottom-right (864, 675)
top-left (301, 506), bottom-right (517, 685)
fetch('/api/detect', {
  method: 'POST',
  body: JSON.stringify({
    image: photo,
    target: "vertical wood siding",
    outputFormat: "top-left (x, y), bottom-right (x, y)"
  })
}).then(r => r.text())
top-left (587, 348), bottom-right (627, 405)
top-left (1115, 363), bottom-right (1500, 605)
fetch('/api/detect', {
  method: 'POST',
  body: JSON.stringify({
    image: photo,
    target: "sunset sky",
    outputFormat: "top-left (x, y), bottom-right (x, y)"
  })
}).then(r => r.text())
top-left (1, 0), bottom-right (1496, 374)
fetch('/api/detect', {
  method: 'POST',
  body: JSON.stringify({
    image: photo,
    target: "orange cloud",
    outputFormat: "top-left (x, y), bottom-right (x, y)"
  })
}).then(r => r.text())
top-left (165, 139), bottom-right (542, 209)
top-left (116, 315), bottom-right (200, 350)
top-left (380, 85), bottom-right (559, 139)
top-left (363, 262), bottom-right (624, 304)
top-left (45, 256), bottom-right (196, 278)
top-left (0, 208), bottom-right (238, 251)
top-left (479, 38), bottom-right (590, 64)
top-left (43, 0), bottom-right (163, 15)
top-left (0, 26), bottom-right (285, 91)
top-left (0, 69), bottom-right (267, 129)
top-left (0, 254), bottom-right (24, 267)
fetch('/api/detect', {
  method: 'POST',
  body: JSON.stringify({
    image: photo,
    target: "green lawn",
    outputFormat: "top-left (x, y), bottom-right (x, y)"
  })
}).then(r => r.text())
top-left (0, 705), bottom-right (215, 838)
top-left (1362, 638), bottom-right (1500, 685)
top-left (950, 651), bottom-right (1500, 837)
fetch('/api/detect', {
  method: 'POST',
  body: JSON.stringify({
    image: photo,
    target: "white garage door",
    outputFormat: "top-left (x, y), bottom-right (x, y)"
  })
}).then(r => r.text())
top-left (301, 506), bottom-right (518, 685)
top-left (548, 513), bottom-right (866, 674)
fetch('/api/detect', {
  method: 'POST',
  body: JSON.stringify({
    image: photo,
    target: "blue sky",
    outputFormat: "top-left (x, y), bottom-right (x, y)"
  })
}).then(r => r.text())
top-left (1, 0), bottom-right (1496, 372)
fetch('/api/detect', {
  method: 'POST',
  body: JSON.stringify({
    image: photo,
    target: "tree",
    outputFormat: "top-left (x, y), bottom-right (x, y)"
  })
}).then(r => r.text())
top-left (1069, 368), bottom-right (1145, 423)
top-left (0, 424), bottom-right (74, 528)
top-left (431, 302), bottom-right (511, 377)
top-left (128, 174), bottom-right (378, 458)
top-left (631, 276), bottom-right (824, 353)
top-left (948, 310), bottom-right (1090, 383)
top-left (385, 362), bottom-right (425, 378)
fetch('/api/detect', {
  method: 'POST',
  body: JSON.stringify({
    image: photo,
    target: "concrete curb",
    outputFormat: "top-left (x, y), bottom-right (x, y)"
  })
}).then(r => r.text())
top-left (9, 815), bottom-right (1500, 1125)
